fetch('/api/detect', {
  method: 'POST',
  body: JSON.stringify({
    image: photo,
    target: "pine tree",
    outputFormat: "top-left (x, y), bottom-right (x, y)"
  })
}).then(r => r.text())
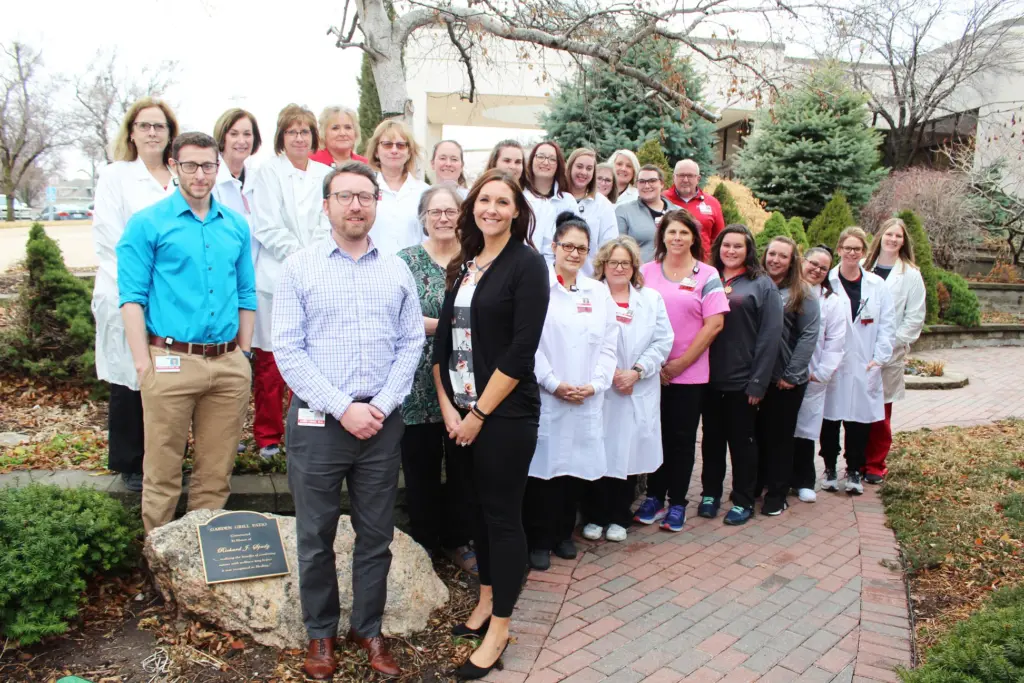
top-left (356, 53), bottom-right (382, 156)
top-left (755, 212), bottom-right (792, 255)
top-left (734, 67), bottom-right (886, 220)
top-left (806, 192), bottom-right (855, 252)
top-left (900, 210), bottom-right (940, 324)
top-left (540, 38), bottom-right (716, 169)
top-left (713, 183), bottom-right (744, 225)
top-left (636, 138), bottom-right (673, 183)
top-left (787, 217), bottom-right (809, 250)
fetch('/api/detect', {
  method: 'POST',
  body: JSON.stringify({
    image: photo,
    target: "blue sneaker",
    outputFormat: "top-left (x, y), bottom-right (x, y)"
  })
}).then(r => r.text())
top-left (633, 497), bottom-right (667, 525)
top-left (724, 506), bottom-right (753, 525)
top-left (660, 504), bottom-right (686, 532)
top-left (697, 496), bottom-right (720, 519)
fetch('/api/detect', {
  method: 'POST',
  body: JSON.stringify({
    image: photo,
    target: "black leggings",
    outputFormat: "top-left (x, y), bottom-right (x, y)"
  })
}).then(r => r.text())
top-left (582, 476), bottom-right (636, 528)
top-left (524, 475), bottom-right (583, 551)
top-left (108, 384), bottom-right (145, 474)
top-left (400, 423), bottom-right (473, 553)
top-left (700, 388), bottom-right (759, 509)
top-left (756, 382), bottom-right (808, 506)
top-left (820, 419), bottom-right (871, 474)
top-left (462, 415), bottom-right (536, 618)
top-left (791, 437), bottom-right (817, 490)
top-left (646, 383), bottom-right (703, 507)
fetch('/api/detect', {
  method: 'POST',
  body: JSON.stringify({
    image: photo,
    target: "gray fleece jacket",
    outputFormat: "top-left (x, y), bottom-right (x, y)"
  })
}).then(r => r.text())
top-left (772, 287), bottom-right (821, 385)
top-left (708, 273), bottom-right (784, 399)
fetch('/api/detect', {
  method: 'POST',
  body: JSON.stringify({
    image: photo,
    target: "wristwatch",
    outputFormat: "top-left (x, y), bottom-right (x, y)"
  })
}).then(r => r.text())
top-left (632, 364), bottom-right (645, 379)
top-left (242, 350), bottom-right (254, 360)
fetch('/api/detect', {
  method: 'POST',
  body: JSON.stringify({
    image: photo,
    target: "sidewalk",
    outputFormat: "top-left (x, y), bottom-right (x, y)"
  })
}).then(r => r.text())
top-left (494, 347), bottom-right (1024, 683)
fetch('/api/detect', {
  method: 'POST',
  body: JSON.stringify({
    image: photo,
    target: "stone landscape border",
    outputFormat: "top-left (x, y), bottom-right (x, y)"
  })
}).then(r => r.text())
top-left (912, 324), bottom-right (1024, 351)
top-left (904, 372), bottom-right (969, 390)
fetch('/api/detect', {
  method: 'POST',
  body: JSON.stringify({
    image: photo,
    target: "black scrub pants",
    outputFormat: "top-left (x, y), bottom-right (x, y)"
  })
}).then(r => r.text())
top-left (107, 384), bottom-right (145, 474)
top-left (400, 422), bottom-right (473, 554)
top-left (819, 419), bottom-right (871, 474)
top-left (524, 475), bottom-right (584, 551)
top-left (582, 476), bottom-right (636, 528)
top-left (791, 437), bottom-right (817, 490)
top-left (756, 382), bottom-right (808, 507)
top-left (700, 388), bottom-right (759, 510)
top-left (646, 383), bottom-right (703, 507)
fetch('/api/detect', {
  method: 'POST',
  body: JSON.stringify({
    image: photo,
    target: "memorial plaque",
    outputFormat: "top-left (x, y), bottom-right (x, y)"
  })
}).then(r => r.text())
top-left (196, 511), bottom-right (290, 584)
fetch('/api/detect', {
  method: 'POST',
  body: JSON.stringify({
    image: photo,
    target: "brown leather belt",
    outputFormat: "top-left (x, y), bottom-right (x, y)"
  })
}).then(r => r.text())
top-left (149, 335), bottom-right (237, 357)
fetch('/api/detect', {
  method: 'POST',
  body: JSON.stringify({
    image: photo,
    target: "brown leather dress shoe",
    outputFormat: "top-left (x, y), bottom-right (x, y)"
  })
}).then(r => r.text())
top-left (303, 637), bottom-right (337, 680)
top-left (347, 628), bottom-right (401, 677)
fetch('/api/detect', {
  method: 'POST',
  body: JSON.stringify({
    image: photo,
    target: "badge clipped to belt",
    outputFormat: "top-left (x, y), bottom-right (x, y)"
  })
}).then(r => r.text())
top-left (297, 408), bottom-right (325, 427)
top-left (154, 355), bottom-right (181, 373)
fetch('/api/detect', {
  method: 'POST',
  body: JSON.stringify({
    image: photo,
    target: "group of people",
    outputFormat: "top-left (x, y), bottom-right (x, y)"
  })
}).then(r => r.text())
top-left (91, 96), bottom-right (927, 680)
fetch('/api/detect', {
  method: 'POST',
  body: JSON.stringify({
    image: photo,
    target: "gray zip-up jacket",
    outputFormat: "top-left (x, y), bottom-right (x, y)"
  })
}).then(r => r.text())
top-left (772, 286), bottom-right (821, 385)
top-left (708, 273), bottom-right (784, 398)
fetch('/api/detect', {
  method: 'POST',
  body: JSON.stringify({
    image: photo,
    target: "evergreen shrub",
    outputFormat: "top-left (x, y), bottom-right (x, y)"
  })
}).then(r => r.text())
top-left (787, 217), bottom-right (809, 250)
top-left (713, 182), bottom-right (744, 225)
top-left (0, 484), bottom-right (140, 645)
top-left (755, 212), bottom-right (791, 256)
top-left (636, 138), bottom-right (673, 185)
top-left (935, 269), bottom-right (981, 327)
top-left (806, 192), bottom-right (855, 252)
top-left (900, 210), bottom-right (940, 325)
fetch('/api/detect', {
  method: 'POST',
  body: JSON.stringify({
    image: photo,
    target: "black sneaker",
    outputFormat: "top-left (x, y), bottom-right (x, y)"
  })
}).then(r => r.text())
top-left (864, 473), bottom-right (884, 485)
top-left (121, 472), bottom-right (143, 492)
top-left (822, 468), bottom-right (839, 492)
top-left (553, 539), bottom-right (578, 560)
top-left (528, 549), bottom-right (550, 571)
top-left (761, 498), bottom-right (789, 516)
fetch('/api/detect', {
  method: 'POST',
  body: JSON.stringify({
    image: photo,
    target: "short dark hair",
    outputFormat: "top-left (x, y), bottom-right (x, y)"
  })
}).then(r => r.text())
top-left (323, 161), bottom-right (379, 199)
top-left (711, 224), bottom-right (763, 280)
top-left (171, 132), bottom-right (218, 159)
top-left (638, 164), bottom-right (664, 183)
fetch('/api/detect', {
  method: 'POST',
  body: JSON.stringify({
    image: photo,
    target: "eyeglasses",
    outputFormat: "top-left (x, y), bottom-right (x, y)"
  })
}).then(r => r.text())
top-left (557, 242), bottom-right (590, 256)
top-left (176, 161), bottom-right (219, 174)
top-left (674, 173), bottom-right (699, 179)
top-left (427, 208), bottom-right (458, 219)
top-left (606, 260), bottom-right (632, 270)
top-left (330, 191), bottom-right (377, 207)
top-left (134, 121), bottom-right (168, 133)
top-left (535, 153), bottom-right (557, 164)
top-left (840, 245), bottom-right (864, 254)
top-left (284, 129), bottom-right (312, 138)
top-left (637, 178), bottom-right (661, 186)
top-left (805, 262), bottom-right (829, 274)
top-left (379, 140), bottom-right (409, 150)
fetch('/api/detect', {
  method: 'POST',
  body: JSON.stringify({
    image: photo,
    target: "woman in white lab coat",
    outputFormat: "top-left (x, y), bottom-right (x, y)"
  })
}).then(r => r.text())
top-left (609, 149), bottom-right (640, 205)
top-left (365, 119), bottom-right (429, 255)
top-left (91, 97), bottom-right (179, 490)
top-left (581, 236), bottom-right (673, 544)
top-left (792, 246), bottom-right (846, 502)
top-left (524, 213), bottom-right (618, 571)
top-left (429, 139), bottom-right (469, 198)
top-left (247, 104), bottom-right (332, 459)
top-left (211, 108), bottom-right (261, 266)
top-left (861, 218), bottom-right (927, 483)
top-left (566, 148), bottom-right (621, 274)
top-left (523, 141), bottom-right (577, 265)
top-left (821, 227), bottom-right (896, 495)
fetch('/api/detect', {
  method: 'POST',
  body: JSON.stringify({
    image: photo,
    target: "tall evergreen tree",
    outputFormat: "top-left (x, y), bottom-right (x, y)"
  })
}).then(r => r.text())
top-left (540, 38), bottom-right (716, 169)
top-left (356, 53), bottom-right (383, 156)
top-left (806, 192), bottom-right (855, 252)
top-left (713, 183), bottom-right (744, 226)
top-left (734, 67), bottom-right (886, 220)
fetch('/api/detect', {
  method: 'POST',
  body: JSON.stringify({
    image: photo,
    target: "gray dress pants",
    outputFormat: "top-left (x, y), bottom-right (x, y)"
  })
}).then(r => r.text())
top-left (286, 398), bottom-right (404, 640)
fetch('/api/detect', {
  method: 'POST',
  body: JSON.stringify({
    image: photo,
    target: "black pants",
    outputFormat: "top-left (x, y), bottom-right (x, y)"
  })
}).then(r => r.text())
top-left (582, 476), bottom-right (635, 528)
top-left (820, 419), bottom-right (871, 473)
top-left (700, 388), bottom-right (759, 509)
top-left (646, 383), bottom-right (703, 507)
top-left (108, 384), bottom-right (145, 474)
top-left (524, 475), bottom-right (583, 551)
top-left (461, 415), bottom-right (536, 618)
top-left (400, 422), bottom-right (473, 554)
top-left (756, 382), bottom-right (808, 507)
top-left (791, 437), bottom-right (817, 490)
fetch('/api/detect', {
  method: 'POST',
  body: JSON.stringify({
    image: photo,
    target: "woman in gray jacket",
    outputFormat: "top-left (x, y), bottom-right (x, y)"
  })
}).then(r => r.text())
top-left (755, 237), bottom-right (820, 517)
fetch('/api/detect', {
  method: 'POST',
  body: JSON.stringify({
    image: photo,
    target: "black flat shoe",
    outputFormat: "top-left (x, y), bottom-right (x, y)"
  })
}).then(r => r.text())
top-left (452, 617), bottom-right (490, 639)
top-left (553, 539), bottom-right (577, 560)
top-left (528, 549), bottom-right (550, 571)
top-left (452, 640), bottom-right (508, 679)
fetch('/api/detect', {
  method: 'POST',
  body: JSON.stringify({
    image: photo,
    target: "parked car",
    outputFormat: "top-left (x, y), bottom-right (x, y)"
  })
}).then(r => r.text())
top-left (36, 205), bottom-right (90, 221)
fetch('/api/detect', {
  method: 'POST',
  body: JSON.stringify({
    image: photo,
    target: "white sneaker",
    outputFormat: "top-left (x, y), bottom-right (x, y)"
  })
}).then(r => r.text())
top-left (582, 523), bottom-right (604, 540)
top-left (259, 444), bottom-right (281, 460)
top-left (822, 468), bottom-right (839, 492)
top-left (605, 524), bottom-right (627, 542)
top-left (798, 488), bottom-right (817, 503)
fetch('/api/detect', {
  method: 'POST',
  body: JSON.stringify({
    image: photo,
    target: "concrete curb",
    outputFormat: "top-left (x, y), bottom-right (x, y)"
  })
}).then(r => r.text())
top-left (905, 370), bottom-right (969, 390)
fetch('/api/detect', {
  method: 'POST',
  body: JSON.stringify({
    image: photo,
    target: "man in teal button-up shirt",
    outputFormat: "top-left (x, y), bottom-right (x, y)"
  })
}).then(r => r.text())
top-left (117, 131), bottom-right (256, 533)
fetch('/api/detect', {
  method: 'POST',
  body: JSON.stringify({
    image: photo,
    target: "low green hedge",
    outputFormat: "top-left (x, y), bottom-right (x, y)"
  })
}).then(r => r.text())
top-left (936, 270), bottom-right (982, 328)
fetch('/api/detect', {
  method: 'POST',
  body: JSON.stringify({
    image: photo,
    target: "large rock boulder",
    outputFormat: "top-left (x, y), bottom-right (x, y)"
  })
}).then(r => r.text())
top-left (144, 509), bottom-right (449, 649)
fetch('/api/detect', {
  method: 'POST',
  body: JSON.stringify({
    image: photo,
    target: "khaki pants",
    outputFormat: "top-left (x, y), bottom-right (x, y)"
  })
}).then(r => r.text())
top-left (140, 345), bottom-right (251, 533)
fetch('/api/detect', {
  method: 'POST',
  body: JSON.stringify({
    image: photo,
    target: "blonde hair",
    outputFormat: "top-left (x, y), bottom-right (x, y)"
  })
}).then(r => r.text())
top-left (837, 226), bottom-right (870, 252)
top-left (595, 162), bottom-right (619, 203)
top-left (366, 119), bottom-right (420, 176)
top-left (593, 236), bottom-right (645, 289)
top-left (112, 97), bottom-right (179, 164)
top-left (566, 148), bottom-right (598, 198)
top-left (864, 217), bottom-right (919, 270)
top-left (273, 104), bottom-right (320, 155)
top-left (318, 106), bottom-right (361, 151)
top-left (609, 149), bottom-right (640, 188)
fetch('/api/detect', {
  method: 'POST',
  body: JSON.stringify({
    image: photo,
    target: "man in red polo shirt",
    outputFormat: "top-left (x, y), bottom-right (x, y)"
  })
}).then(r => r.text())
top-left (663, 159), bottom-right (725, 256)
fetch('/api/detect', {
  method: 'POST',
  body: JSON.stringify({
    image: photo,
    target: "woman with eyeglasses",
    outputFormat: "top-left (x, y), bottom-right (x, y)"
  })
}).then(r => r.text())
top-left (700, 224), bottom-right (783, 526)
top-left (248, 104), bottom-right (333, 460)
top-left (609, 149), bottom-right (641, 205)
top-left (525, 213), bottom-right (618, 570)
top-left (595, 163), bottom-right (619, 204)
top-left (793, 246), bottom-right (846, 503)
top-left (615, 165), bottom-right (683, 263)
top-left (92, 97), bottom-right (180, 492)
top-left (364, 120), bottom-right (429, 255)
top-left (309, 105), bottom-right (367, 167)
top-left (821, 227), bottom-right (895, 495)
top-left (430, 140), bottom-right (469, 198)
top-left (754, 237), bottom-right (820, 517)
top-left (633, 210), bottom-right (727, 532)
top-left (212, 108), bottom-right (261, 276)
top-left (566, 148), bottom-right (620, 274)
top-left (581, 236), bottom-right (673, 543)
top-left (485, 139), bottom-right (525, 184)
top-left (861, 218), bottom-right (926, 484)
top-left (523, 141), bottom-right (577, 265)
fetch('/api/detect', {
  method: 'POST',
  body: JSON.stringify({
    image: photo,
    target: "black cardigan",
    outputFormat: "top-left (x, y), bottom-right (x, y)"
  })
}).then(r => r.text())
top-left (432, 239), bottom-right (550, 420)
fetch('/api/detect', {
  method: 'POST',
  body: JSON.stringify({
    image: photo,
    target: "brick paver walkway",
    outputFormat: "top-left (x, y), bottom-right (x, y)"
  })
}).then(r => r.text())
top-left (489, 347), bottom-right (1024, 683)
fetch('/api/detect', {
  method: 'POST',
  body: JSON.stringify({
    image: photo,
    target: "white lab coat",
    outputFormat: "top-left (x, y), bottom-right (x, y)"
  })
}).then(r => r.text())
top-left (90, 159), bottom-right (177, 390)
top-left (374, 172), bottom-right (429, 256)
top-left (526, 184), bottom-right (578, 265)
top-left (532, 270), bottom-right (619, 481)
top-left (248, 154), bottom-right (332, 350)
top-left (874, 259), bottom-right (926, 403)
top-left (211, 157), bottom-right (258, 265)
top-left (795, 286), bottom-right (847, 440)
top-left (822, 266), bottom-right (896, 424)
top-left (615, 186), bottom-right (639, 206)
top-left (573, 193), bottom-right (621, 276)
top-left (602, 285), bottom-right (674, 478)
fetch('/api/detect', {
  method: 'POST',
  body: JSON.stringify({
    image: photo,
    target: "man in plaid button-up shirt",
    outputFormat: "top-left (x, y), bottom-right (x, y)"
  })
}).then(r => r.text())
top-left (272, 162), bottom-right (424, 680)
